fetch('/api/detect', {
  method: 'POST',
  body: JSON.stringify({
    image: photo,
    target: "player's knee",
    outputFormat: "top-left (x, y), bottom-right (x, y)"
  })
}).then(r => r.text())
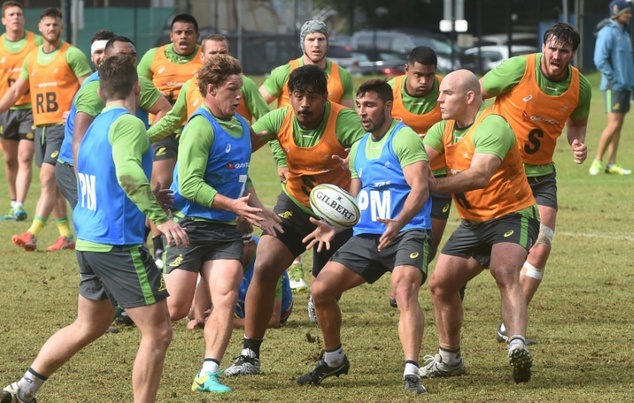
top-left (534, 224), bottom-right (554, 247)
top-left (523, 261), bottom-right (545, 280)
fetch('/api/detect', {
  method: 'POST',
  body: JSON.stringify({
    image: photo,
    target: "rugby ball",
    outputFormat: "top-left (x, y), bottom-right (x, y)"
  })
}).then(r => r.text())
top-left (309, 184), bottom-right (360, 229)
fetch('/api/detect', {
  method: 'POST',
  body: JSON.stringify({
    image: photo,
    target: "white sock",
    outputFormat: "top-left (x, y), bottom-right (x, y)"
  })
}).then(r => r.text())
top-left (17, 369), bottom-right (45, 402)
top-left (13, 201), bottom-right (23, 208)
top-left (508, 336), bottom-right (526, 350)
top-left (404, 361), bottom-right (419, 377)
top-left (201, 358), bottom-right (220, 374)
top-left (438, 347), bottom-right (461, 365)
top-left (324, 346), bottom-right (344, 367)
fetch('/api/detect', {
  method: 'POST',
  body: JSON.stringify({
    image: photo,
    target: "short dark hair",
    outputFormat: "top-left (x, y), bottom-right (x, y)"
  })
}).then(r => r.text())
top-left (104, 36), bottom-right (135, 54)
top-left (356, 79), bottom-right (393, 103)
top-left (98, 54), bottom-right (138, 101)
top-left (408, 46), bottom-right (437, 67)
top-left (171, 13), bottom-right (198, 33)
top-left (2, 1), bottom-right (23, 17)
top-left (543, 22), bottom-right (580, 51)
top-left (287, 65), bottom-right (327, 95)
top-left (40, 7), bottom-right (62, 21)
top-left (91, 29), bottom-right (116, 44)
top-left (197, 54), bottom-right (242, 96)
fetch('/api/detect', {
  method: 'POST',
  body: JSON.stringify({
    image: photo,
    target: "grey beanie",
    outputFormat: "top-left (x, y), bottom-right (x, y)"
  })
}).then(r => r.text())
top-left (300, 20), bottom-right (329, 53)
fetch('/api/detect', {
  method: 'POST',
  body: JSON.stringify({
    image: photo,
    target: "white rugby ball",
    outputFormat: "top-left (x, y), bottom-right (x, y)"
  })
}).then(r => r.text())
top-left (309, 184), bottom-right (360, 229)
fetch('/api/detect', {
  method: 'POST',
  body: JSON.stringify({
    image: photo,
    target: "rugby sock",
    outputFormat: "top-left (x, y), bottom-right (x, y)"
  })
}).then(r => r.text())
top-left (10, 200), bottom-right (17, 209)
top-left (14, 201), bottom-right (23, 209)
top-left (201, 358), bottom-right (220, 374)
top-left (17, 368), bottom-right (47, 402)
top-left (508, 336), bottom-right (526, 350)
top-left (324, 345), bottom-right (344, 367)
top-left (438, 347), bottom-right (462, 366)
top-left (27, 216), bottom-right (46, 237)
top-left (56, 217), bottom-right (72, 238)
top-left (404, 360), bottom-right (420, 377)
top-left (243, 337), bottom-right (263, 358)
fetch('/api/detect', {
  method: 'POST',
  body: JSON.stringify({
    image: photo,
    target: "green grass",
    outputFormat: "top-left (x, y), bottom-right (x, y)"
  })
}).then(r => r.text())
top-left (1, 72), bottom-right (634, 402)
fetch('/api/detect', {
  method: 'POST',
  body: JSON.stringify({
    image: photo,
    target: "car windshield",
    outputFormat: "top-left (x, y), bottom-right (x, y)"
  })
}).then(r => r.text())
top-left (351, 52), bottom-right (370, 62)
top-left (327, 46), bottom-right (352, 58)
top-left (412, 35), bottom-right (460, 55)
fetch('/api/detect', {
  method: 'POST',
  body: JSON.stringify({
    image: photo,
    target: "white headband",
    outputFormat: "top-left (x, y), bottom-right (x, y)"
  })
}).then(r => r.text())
top-left (91, 40), bottom-right (108, 55)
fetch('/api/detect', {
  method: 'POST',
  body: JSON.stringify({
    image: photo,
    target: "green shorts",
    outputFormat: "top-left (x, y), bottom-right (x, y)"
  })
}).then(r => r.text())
top-left (441, 206), bottom-right (540, 268)
top-left (77, 245), bottom-right (169, 308)
top-left (330, 229), bottom-right (430, 284)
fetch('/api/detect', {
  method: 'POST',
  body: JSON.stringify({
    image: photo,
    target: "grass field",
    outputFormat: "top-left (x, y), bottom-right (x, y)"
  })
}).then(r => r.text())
top-left (0, 72), bottom-right (633, 402)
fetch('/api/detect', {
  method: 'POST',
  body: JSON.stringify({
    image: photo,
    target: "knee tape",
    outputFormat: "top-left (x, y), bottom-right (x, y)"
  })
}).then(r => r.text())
top-left (523, 262), bottom-right (544, 280)
top-left (535, 224), bottom-right (554, 247)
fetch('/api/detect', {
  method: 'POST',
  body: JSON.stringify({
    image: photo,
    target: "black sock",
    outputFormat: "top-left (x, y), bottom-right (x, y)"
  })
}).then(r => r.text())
top-left (152, 235), bottom-right (164, 254)
top-left (244, 337), bottom-right (263, 357)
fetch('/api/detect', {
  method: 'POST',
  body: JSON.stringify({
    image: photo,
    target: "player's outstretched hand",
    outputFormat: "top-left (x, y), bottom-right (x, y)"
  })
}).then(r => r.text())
top-left (332, 148), bottom-right (351, 171)
top-left (256, 208), bottom-right (283, 236)
top-left (157, 220), bottom-right (189, 248)
top-left (303, 217), bottom-right (336, 252)
top-left (153, 181), bottom-right (174, 212)
top-left (232, 194), bottom-right (265, 225)
top-left (571, 139), bottom-right (587, 164)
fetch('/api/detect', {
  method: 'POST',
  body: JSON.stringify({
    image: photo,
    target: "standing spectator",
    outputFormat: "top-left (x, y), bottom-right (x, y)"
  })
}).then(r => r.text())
top-left (0, 1), bottom-right (42, 221)
top-left (0, 54), bottom-right (188, 403)
top-left (137, 13), bottom-right (203, 263)
top-left (297, 79), bottom-right (432, 394)
top-left (590, 0), bottom-right (634, 176)
top-left (420, 70), bottom-right (539, 384)
top-left (0, 7), bottom-right (91, 251)
top-left (480, 23), bottom-right (590, 342)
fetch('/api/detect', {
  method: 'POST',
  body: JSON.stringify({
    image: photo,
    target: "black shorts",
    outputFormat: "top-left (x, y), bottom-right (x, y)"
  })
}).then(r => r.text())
top-left (34, 124), bottom-right (64, 167)
top-left (441, 206), bottom-right (540, 268)
top-left (331, 229), bottom-right (430, 284)
top-left (152, 133), bottom-right (179, 161)
top-left (77, 245), bottom-right (169, 308)
top-left (0, 109), bottom-right (35, 141)
top-left (528, 172), bottom-right (558, 210)
top-left (603, 89), bottom-right (631, 114)
top-left (272, 192), bottom-right (352, 277)
top-left (56, 161), bottom-right (78, 209)
top-left (430, 191), bottom-right (452, 220)
top-left (163, 217), bottom-right (243, 274)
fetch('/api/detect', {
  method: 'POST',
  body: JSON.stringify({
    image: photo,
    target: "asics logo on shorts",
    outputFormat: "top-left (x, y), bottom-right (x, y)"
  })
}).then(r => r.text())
top-left (442, 204), bottom-right (450, 213)
top-left (504, 230), bottom-right (514, 238)
top-left (169, 254), bottom-right (184, 267)
top-left (51, 150), bottom-right (59, 159)
top-left (409, 252), bottom-right (420, 259)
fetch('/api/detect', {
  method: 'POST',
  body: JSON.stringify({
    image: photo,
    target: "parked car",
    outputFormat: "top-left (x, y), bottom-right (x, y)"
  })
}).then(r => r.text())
top-left (460, 45), bottom-right (538, 74)
top-left (350, 29), bottom-right (461, 72)
top-left (351, 51), bottom-right (406, 76)
top-left (326, 43), bottom-right (362, 76)
top-left (472, 33), bottom-right (539, 48)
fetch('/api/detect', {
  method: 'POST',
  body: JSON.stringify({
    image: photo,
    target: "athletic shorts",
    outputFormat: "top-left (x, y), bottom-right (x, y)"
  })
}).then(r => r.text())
top-left (603, 89), bottom-right (631, 114)
top-left (152, 133), bottom-right (179, 161)
top-left (527, 171), bottom-right (558, 210)
top-left (272, 192), bottom-right (352, 277)
top-left (441, 206), bottom-right (540, 268)
top-left (77, 245), bottom-right (169, 308)
top-left (163, 217), bottom-right (243, 274)
top-left (431, 191), bottom-right (452, 220)
top-left (34, 124), bottom-right (64, 167)
top-left (0, 109), bottom-right (35, 141)
top-left (331, 229), bottom-right (430, 284)
top-left (56, 161), bottom-right (78, 209)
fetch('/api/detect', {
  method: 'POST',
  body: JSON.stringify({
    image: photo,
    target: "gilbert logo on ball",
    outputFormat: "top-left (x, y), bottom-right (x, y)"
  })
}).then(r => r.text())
top-left (309, 184), bottom-right (360, 229)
